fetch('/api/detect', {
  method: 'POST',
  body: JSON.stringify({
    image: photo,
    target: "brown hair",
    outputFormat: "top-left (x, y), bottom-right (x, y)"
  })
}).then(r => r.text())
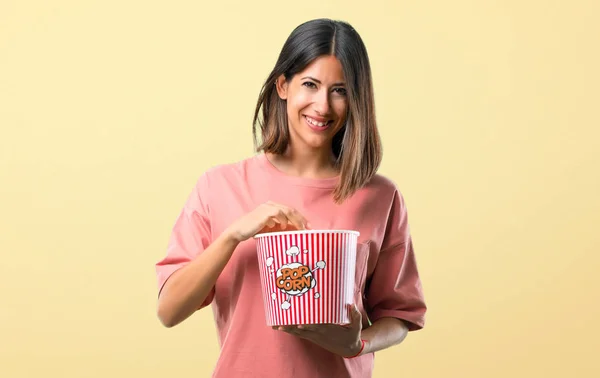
top-left (252, 18), bottom-right (382, 204)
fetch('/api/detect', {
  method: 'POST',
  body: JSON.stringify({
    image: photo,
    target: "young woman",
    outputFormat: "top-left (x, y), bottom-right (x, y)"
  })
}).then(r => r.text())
top-left (155, 18), bottom-right (426, 378)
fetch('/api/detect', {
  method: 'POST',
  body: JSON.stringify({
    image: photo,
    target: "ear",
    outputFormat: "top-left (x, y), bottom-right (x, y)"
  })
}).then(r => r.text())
top-left (275, 74), bottom-right (288, 100)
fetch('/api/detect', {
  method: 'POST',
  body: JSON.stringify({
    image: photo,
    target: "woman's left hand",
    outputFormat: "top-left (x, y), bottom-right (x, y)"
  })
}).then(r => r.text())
top-left (273, 304), bottom-right (364, 357)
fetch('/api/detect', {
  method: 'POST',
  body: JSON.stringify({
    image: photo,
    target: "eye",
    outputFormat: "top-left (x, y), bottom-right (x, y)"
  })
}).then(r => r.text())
top-left (333, 87), bottom-right (347, 96)
top-left (302, 81), bottom-right (317, 89)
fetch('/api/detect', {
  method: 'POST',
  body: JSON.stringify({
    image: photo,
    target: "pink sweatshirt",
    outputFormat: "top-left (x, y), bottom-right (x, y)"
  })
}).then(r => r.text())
top-left (155, 153), bottom-right (426, 378)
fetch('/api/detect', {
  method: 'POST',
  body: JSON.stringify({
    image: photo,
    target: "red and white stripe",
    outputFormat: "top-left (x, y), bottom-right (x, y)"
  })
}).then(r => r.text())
top-left (255, 231), bottom-right (359, 326)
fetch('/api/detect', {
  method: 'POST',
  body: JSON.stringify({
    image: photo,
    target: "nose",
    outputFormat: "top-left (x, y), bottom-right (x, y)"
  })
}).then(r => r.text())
top-left (313, 88), bottom-right (330, 115)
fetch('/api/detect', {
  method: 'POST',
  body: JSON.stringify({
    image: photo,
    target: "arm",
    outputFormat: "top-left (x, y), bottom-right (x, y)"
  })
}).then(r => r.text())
top-left (360, 317), bottom-right (408, 355)
top-left (155, 173), bottom-right (308, 328)
top-left (278, 305), bottom-right (410, 358)
top-left (157, 232), bottom-right (239, 328)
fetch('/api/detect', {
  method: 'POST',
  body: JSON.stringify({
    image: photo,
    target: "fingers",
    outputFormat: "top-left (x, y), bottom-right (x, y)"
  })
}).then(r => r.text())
top-left (275, 204), bottom-right (308, 230)
top-left (273, 324), bottom-right (340, 335)
top-left (265, 218), bottom-right (277, 228)
top-left (272, 325), bottom-right (324, 344)
top-left (265, 202), bottom-right (309, 231)
top-left (348, 304), bottom-right (362, 330)
top-left (272, 325), bottom-right (304, 337)
top-left (297, 324), bottom-right (325, 333)
top-left (271, 208), bottom-right (289, 230)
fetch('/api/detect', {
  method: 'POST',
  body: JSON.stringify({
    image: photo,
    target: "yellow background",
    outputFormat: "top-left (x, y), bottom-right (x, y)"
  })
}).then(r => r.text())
top-left (1, 1), bottom-right (598, 377)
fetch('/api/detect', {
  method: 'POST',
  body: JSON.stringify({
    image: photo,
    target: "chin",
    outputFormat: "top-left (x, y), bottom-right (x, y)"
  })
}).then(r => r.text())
top-left (306, 142), bottom-right (330, 151)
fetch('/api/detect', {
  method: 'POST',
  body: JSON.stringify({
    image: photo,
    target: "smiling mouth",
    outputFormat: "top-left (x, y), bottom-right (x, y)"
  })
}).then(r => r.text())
top-left (304, 115), bottom-right (333, 128)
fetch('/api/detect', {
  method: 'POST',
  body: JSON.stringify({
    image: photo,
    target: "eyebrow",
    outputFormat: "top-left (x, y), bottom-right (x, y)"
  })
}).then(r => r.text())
top-left (301, 76), bottom-right (346, 87)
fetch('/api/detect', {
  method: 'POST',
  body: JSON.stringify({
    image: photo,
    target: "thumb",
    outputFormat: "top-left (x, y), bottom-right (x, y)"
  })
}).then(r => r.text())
top-left (349, 304), bottom-right (362, 326)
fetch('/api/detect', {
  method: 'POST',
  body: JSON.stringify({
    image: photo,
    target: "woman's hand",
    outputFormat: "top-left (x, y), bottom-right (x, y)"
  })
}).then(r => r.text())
top-left (274, 304), bottom-right (364, 358)
top-left (223, 201), bottom-right (310, 243)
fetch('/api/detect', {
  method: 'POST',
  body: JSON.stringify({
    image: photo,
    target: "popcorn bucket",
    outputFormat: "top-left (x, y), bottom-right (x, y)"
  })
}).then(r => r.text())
top-left (254, 230), bottom-right (360, 326)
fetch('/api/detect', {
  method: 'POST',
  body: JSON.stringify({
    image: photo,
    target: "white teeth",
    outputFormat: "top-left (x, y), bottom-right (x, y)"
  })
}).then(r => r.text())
top-left (306, 116), bottom-right (328, 127)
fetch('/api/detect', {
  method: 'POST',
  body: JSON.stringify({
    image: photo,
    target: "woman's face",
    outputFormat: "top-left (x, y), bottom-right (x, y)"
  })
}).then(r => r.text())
top-left (276, 55), bottom-right (348, 153)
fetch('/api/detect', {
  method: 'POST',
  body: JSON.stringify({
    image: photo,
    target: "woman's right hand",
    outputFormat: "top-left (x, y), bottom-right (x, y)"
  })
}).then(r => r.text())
top-left (223, 201), bottom-right (310, 243)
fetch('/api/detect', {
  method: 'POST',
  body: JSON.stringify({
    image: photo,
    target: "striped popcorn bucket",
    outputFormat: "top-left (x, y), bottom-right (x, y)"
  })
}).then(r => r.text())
top-left (254, 230), bottom-right (360, 326)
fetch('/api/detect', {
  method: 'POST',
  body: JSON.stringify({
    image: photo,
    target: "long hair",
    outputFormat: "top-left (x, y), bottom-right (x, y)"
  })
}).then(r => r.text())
top-left (252, 18), bottom-right (382, 204)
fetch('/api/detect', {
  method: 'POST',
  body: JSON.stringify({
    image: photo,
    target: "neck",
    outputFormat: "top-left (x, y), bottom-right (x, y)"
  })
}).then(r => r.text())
top-left (266, 142), bottom-right (338, 179)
